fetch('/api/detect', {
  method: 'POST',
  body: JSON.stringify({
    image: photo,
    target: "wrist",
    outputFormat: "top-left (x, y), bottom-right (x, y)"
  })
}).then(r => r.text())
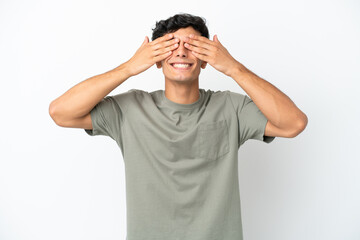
top-left (228, 61), bottom-right (249, 79)
top-left (114, 61), bottom-right (133, 79)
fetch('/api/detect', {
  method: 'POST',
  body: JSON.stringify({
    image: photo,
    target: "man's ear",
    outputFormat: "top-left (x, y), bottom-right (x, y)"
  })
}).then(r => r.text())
top-left (201, 61), bottom-right (207, 69)
top-left (156, 61), bottom-right (162, 69)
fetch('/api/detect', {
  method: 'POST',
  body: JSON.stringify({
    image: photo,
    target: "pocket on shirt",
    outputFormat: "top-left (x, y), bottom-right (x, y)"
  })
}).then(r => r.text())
top-left (197, 119), bottom-right (230, 160)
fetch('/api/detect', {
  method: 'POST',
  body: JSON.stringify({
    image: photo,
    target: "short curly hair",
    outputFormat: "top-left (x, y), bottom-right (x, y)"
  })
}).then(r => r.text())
top-left (151, 13), bottom-right (209, 41)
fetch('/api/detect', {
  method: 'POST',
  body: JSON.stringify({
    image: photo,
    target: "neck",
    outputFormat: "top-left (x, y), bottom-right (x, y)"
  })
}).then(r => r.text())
top-left (164, 79), bottom-right (200, 104)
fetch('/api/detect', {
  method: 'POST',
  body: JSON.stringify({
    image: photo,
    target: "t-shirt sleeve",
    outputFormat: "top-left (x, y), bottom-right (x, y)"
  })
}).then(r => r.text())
top-left (228, 91), bottom-right (275, 147)
top-left (84, 95), bottom-right (124, 143)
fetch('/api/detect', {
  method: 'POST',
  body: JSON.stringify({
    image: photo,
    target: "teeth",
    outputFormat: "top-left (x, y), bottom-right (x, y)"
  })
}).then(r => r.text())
top-left (173, 63), bottom-right (191, 68)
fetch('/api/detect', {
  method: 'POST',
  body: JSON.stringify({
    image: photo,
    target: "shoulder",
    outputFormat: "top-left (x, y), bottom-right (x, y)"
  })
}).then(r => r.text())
top-left (221, 90), bottom-right (261, 116)
top-left (201, 88), bottom-right (233, 99)
top-left (104, 89), bottom-right (144, 114)
top-left (222, 90), bottom-right (249, 111)
top-left (226, 90), bottom-right (247, 100)
top-left (208, 89), bottom-right (247, 101)
top-left (111, 88), bottom-right (144, 102)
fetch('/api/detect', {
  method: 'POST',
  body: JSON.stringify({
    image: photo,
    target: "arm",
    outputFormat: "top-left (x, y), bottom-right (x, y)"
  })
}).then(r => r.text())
top-left (228, 64), bottom-right (308, 138)
top-left (48, 63), bottom-right (130, 129)
top-left (184, 34), bottom-right (308, 138)
top-left (49, 33), bottom-right (179, 128)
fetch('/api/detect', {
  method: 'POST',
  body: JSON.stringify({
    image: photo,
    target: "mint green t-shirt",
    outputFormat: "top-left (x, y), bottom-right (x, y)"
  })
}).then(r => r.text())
top-left (85, 88), bottom-right (275, 240)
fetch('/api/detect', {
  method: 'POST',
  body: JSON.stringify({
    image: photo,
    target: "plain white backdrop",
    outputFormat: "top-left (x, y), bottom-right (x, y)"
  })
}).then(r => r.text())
top-left (0, 0), bottom-right (359, 239)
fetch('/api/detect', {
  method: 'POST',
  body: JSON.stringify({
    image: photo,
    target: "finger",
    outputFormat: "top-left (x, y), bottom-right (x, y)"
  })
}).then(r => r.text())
top-left (141, 36), bottom-right (149, 46)
top-left (184, 42), bottom-right (210, 55)
top-left (184, 37), bottom-right (212, 51)
top-left (187, 34), bottom-right (215, 47)
top-left (153, 42), bottom-right (179, 56)
top-left (153, 50), bottom-right (173, 62)
top-left (191, 51), bottom-right (208, 62)
top-left (184, 39), bottom-right (216, 55)
top-left (153, 37), bottom-right (179, 51)
top-left (150, 33), bottom-right (174, 46)
top-left (213, 35), bottom-right (219, 43)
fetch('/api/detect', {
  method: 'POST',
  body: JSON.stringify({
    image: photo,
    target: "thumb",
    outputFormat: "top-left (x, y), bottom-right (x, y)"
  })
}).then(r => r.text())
top-left (141, 36), bottom-right (149, 46)
top-left (213, 34), bottom-right (219, 43)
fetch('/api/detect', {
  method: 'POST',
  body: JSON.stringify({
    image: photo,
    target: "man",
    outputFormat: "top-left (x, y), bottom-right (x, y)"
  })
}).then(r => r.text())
top-left (49, 13), bottom-right (307, 240)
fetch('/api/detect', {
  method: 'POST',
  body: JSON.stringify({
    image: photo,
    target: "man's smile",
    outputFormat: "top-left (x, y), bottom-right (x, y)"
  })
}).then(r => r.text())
top-left (169, 62), bottom-right (194, 70)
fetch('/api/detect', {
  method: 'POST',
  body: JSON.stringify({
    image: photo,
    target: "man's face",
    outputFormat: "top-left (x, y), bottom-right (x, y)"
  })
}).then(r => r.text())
top-left (156, 26), bottom-right (207, 83)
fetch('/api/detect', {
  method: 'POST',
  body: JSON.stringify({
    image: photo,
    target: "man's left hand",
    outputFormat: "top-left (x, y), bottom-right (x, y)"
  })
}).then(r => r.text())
top-left (184, 34), bottom-right (241, 77)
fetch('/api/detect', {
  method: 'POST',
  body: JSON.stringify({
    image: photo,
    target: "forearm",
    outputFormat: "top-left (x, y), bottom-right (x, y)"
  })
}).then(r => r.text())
top-left (49, 62), bottom-right (131, 123)
top-left (230, 62), bottom-right (307, 131)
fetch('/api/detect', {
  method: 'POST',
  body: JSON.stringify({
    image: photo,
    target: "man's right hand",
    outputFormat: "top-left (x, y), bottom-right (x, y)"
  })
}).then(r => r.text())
top-left (49, 34), bottom-right (181, 128)
top-left (124, 33), bottom-right (180, 77)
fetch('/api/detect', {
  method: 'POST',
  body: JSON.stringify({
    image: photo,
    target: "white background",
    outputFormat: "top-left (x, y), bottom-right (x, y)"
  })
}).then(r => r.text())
top-left (1, 0), bottom-right (359, 239)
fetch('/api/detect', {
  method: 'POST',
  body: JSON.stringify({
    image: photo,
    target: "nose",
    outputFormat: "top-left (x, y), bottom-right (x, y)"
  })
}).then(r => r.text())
top-left (173, 40), bottom-right (188, 57)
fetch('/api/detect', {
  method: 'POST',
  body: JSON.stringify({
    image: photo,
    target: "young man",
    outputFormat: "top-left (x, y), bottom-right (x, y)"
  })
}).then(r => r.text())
top-left (49, 13), bottom-right (307, 240)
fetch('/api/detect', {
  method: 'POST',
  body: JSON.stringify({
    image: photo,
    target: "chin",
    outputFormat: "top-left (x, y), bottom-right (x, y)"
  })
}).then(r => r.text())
top-left (169, 77), bottom-right (195, 83)
top-left (163, 71), bottom-right (201, 83)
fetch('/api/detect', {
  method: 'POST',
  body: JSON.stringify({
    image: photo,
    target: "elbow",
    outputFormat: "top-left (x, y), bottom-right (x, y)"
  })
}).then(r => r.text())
top-left (287, 113), bottom-right (308, 138)
top-left (49, 100), bottom-right (63, 126)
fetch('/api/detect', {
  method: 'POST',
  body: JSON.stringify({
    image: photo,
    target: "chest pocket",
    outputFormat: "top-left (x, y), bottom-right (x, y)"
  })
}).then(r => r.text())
top-left (197, 120), bottom-right (230, 161)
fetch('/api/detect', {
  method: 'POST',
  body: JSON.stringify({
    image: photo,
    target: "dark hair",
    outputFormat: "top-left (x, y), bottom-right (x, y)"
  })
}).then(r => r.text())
top-left (151, 13), bottom-right (209, 41)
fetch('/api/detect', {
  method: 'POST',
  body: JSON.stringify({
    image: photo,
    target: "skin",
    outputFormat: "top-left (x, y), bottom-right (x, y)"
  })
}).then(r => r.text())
top-left (49, 26), bottom-right (307, 138)
top-left (180, 28), bottom-right (308, 137)
top-left (155, 27), bottom-right (208, 105)
top-left (49, 32), bottom-right (181, 128)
